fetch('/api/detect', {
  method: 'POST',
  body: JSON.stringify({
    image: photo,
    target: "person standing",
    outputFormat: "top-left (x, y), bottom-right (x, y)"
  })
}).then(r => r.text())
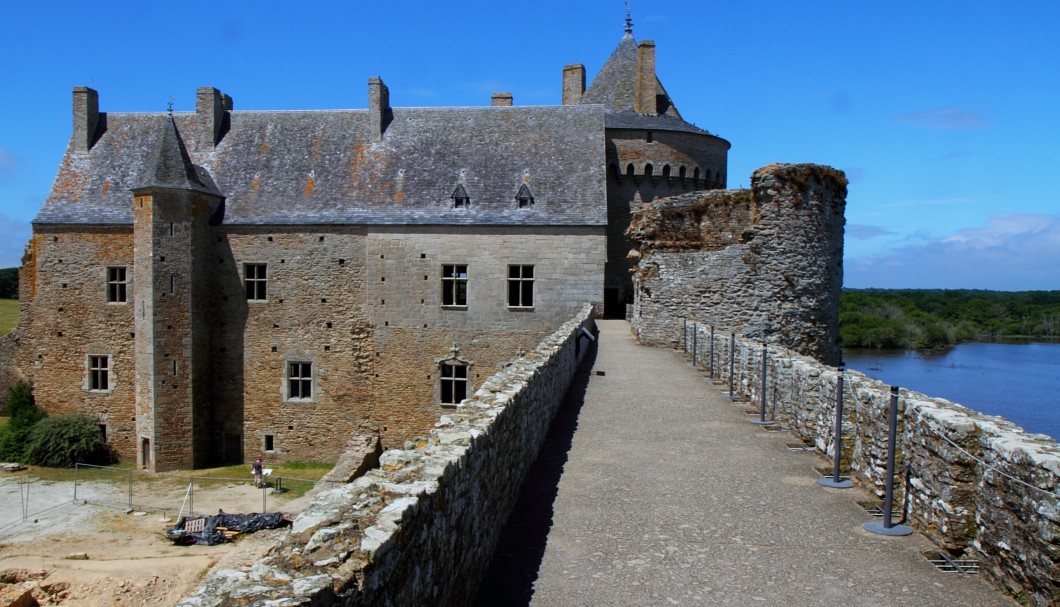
top-left (252, 457), bottom-right (264, 488)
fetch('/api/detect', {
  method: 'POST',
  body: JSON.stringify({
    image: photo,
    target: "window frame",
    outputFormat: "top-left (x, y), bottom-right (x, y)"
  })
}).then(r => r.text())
top-left (106, 266), bottom-right (128, 304)
top-left (286, 361), bottom-right (314, 402)
top-left (507, 264), bottom-right (535, 309)
top-left (439, 361), bottom-right (469, 407)
top-left (244, 263), bottom-right (268, 302)
top-left (87, 355), bottom-right (111, 393)
top-left (441, 264), bottom-right (468, 308)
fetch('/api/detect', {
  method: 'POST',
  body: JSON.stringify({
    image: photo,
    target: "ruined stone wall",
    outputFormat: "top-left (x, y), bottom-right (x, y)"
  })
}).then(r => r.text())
top-left (17, 227), bottom-right (138, 458)
top-left (629, 163), bottom-right (846, 364)
top-left (176, 304), bottom-right (597, 607)
top-left (683, 324), bottom-right (1058, 607)
top-left (603, 128), bottom-right (728, 312)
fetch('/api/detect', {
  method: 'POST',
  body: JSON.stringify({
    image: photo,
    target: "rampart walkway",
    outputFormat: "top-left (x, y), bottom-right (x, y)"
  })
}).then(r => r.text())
top-left (476, 320), bottom-right (1015, 606)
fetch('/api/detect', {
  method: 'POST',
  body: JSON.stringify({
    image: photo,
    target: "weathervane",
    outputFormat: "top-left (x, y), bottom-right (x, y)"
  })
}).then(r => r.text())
top-left (625, 1), bottom-right (633, 34)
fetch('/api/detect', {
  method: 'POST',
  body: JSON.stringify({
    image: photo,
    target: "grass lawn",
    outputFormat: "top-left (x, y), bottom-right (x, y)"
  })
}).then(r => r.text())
top-left (0, 299), bottom-right (17, 335)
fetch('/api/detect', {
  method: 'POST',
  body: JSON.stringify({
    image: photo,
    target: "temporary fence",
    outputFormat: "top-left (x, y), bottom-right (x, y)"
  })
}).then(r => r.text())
top-left (71, 464), bottom-right (340, 519)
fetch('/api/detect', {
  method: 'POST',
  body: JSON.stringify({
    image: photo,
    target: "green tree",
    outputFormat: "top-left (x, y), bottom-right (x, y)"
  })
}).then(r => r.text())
top-left (0, 267), bottom-right (18, 299)
top-left (24, 414), bottom-right (112, 467)
top-left (0, 381), bottom-right (46, 462)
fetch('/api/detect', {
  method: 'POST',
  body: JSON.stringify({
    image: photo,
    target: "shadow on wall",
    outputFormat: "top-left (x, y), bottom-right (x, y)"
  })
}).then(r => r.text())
top-left (472, 333), bottom-right (598, 606)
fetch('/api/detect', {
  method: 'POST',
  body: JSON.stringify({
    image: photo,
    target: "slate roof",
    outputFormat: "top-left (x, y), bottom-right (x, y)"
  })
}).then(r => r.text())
top-left (132, 115), bottom-right (223, 197)
top-left (581, 32), bottom-right (717, 137)
top-left (36, 104), bottom-right (607, 227)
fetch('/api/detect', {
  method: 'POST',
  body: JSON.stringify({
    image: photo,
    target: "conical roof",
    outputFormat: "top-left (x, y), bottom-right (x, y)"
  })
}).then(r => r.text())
top-left (133, 115), bottom-right (222, 196)
top-left (581, 32), bottom-right (682, 120)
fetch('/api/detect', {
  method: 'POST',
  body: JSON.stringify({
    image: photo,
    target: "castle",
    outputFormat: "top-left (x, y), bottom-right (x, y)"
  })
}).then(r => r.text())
top-left (15, 21), bottom-right (737, 471)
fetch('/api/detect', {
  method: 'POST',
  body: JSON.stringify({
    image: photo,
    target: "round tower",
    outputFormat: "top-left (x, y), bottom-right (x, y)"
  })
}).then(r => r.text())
top-left (566, 19), bottom-right (731, 317)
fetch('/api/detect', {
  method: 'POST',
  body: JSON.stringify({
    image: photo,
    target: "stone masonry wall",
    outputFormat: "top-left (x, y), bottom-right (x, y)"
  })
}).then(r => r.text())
top-left (628, 163), bottom-right (846, 364)
top-left (17, 227), bottom-right (138, 458)
top-left (0, 332), bottom-right (21, 412)
top-left (680, 322), bottom-right (1058, 606)
top-left (176, 304), bottom-right (596, 606)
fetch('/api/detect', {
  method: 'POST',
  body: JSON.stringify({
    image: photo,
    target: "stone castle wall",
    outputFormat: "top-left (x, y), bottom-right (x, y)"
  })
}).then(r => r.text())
top-left (176, 304), bottom-right (597, 606)
top-left (628, 163), bottom-right (846, 364)
top-left (17, 227), bottom-right (139, 458)
top-left (680, 322), bottom-right (1058, 606)
top-left (0, 332), bottom-right (21, 412)
top-left (603, 128), bottom-right (729, 310)
top-left (14, 220), bottom-right (602, 466)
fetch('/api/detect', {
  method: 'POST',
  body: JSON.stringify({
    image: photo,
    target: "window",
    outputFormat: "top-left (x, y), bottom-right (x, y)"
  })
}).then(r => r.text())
top-left (451, 184), bottom-right (470, 209)
top-left (442, 264), bottom-right (468, 307)
top-left (515, 184), bottom-right (534, 209)
top-left (440, 362), bottom-right (468, 406)
top-left (107, 267), bottom-right (128, 303)
top-left (507, 265), bottom-right (534, 308)
top-left (88, 355), bottom-right (110, 392)
top-left (245, 263), bottom-right (267, 301)
top-left (287, 362), bottom-right (313, 401)
top-left (264, 435), bottom-right (275, 451)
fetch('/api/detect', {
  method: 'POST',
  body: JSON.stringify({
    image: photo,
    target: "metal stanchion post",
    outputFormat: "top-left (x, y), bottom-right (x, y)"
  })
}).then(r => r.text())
top-left (864, 386), bottom-right (913, 536)
top-left (127, 469), bottom-right (133, 511)
top-left (74, 463), bottom-right (79, 501)
top-left (726, 332), bottom-right (738, 400)
top-left (263, 482), bottom-right (267, 514)
top-left (190, 477), bottom-right (195, 517)
top-left (709, 325), bottom-right (715, 379)
top-left (683, 318), bottom-right (687, 353)
top-left (818, 365), bottom-right (854, 488)
top-left (752, 344), bottom-right (775, 425)
top-left (692, 322), bottom-right (698, 366)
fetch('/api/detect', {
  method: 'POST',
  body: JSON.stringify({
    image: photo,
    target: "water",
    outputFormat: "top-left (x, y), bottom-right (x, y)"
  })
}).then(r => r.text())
top-left (843, 341), bottom-right (1060, 440)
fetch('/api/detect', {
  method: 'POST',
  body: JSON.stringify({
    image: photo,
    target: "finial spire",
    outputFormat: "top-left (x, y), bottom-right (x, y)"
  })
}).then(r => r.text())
top-left (167, 95), bottom-right (174, 115)
top-left (624, 2), bottom-right (634, 35)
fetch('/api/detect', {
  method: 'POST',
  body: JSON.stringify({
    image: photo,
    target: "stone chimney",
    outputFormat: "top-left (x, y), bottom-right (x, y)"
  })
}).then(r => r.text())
top-left (196, 87), bottom-right (229, 149)
top-left (635, 40), bottom-right (657, 116)
top-left (491, 92), bottom-right (513, 107)
top-left (72, 86), bottom-right (99, 153)
top-left (368, 77), bottom-right (391, 143)
top-left (562, 64), bottom-right (585, 105)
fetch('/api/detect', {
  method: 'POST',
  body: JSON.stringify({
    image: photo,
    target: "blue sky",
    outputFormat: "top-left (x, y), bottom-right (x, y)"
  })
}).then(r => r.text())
top-left (1, 1), bottom-right (1057, 290)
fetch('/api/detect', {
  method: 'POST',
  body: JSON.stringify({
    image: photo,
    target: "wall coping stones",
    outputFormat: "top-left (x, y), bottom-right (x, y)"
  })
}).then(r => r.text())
top-left (176, 303), bottom-right (595, 606)
top-left (681, 323), bottom-right (1058, 605)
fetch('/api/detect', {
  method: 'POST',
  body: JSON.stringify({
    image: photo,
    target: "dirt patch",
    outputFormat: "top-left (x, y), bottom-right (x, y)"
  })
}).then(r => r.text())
top-left (0, 476), bottom-right (315, 606)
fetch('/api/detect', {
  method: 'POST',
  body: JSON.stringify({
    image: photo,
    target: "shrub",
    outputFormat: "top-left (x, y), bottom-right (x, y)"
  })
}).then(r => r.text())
top-left (0, 381), bottom-right (45, 462)
top-left (24, 414), bottom-right (112, 467)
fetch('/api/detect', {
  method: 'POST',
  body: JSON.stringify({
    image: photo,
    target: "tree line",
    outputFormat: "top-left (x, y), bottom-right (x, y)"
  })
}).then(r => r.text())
top-left (840, 289), bottom-right (1060, 349)
top-left (0, 267), bottom-right (15, 299)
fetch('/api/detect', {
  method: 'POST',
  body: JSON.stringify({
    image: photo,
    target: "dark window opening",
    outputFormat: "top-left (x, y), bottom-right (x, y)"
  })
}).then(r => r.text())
top-left (442, 264), bottom-right (468, 306)
top-left (245, 263), bottom-right (267, 301)
top-left (440, 363), bottom-right (468, 406)
top-left (507, 265), bottom-right (534, 308)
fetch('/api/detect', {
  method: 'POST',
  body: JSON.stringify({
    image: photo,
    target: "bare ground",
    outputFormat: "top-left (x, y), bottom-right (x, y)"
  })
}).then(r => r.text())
top-left (0, 473), bottom-right (315, 606)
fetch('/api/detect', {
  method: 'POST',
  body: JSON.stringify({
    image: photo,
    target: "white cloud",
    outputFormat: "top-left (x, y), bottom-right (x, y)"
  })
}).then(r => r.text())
top-left (893, 107), bottom-right (990, 131)
top-left (845, 213), bottom-right (1060, 290)
top-left (846, 224), bottom-right (894, 240)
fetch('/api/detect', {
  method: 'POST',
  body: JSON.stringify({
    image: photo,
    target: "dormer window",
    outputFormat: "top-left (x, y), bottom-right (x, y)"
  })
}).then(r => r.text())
top-left (451, 184), bottom-right (470, 209)
top-left (515, 184), bottom-right (534, 209)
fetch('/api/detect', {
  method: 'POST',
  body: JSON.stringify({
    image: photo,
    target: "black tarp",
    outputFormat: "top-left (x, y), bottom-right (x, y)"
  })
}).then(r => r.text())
top-left (167, 510), bottom-right (291, 545)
